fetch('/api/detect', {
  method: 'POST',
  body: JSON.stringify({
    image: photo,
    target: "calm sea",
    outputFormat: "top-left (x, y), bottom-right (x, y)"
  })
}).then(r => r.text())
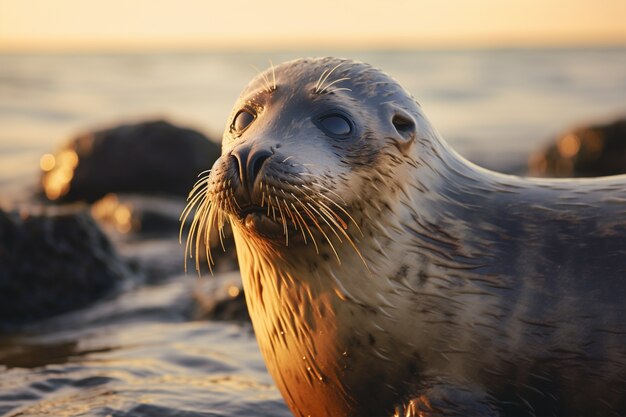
top-left (1, 48), bottom-right (626, 193)
top-left (0, 48), bottom-right (625, 417)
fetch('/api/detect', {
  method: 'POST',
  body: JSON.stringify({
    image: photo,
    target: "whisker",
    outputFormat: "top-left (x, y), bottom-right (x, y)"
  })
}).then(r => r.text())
top-left (289, 203), bottom-right (308, 242)
top-left (334, 218), bottom-right (369, 271)
top-left (186, 184), bottom-right (208, 204)
top-left (326, 87), bottom-right (352, 93)
top-left (315, 68), bottom-right (330, 93)
top-left (189, 174), bottom-right (209, 190)
top-left (303, 182), bottom-right (346, 204)
top-left (315, 199), bottom-right (348, 230)
top-left (216, 205), bottom-right (225, 252)
top-left (191, 168), bottom-right (211, 182)
top-left (178, 184), bottom-right (206, 214)
top-left (309, 197), bottom-right (369, 270)
top-left (184, 195), bottom-right (206, 273)
top-left (297, 189), bottom-right (350, 260)
top-left (266, 186), bottom-right (272, 216)
top-left (292, 192), bottom-right (339, 261)
top-left (195, 199), bottom-right (211, 274)
top-left (306, 201), bottom-right (342, 243)
top-left (300, 184), bottom-right (363, 236)
top-left (250, 64), bottom-right (272, 93)
top-left (282, 198), bottom-right (299, 231)
top-left (269, 59), bottom-right (276, 91)
top-left (319, 77), bottom-right (350, 95)
top-left (184, 173), bottom-right (211, 199)
top-left (227, 181), bottom-right (241, 212)
top-left (275, 195), bottom-right (289, 245)
top-left (179, 191), bottom-right (207, 242)
top-left (298, 199), bottom-right (340, 264)
top-left (182, 175), bottom-right (209, 204)
top-left (204, 205), bottom-right (217, 270)
top-left (292, 202), bottom-right (316, 250)
top-left (316, 62), bottom-right (343, 94)
top-left (194, 169), bottom-right (212, 178)
top-left (295, 181), bottom-right (367, 269)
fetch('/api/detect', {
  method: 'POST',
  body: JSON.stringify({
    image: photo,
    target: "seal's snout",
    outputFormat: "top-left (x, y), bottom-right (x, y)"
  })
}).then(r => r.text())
top-left (231, 146), bottom-right (273, 195)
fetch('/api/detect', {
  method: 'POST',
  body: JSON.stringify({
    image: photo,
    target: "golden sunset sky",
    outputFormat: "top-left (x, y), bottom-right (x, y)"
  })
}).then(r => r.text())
top-left (1, 0), bottom-right (625, 51)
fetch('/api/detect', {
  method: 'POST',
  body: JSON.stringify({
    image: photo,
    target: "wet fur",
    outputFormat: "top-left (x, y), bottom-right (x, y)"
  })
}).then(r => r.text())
top-left (183, 58), bottom-right (626, 417)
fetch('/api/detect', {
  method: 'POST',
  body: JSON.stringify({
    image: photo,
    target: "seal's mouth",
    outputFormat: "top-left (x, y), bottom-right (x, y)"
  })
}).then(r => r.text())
top-left (238, 205), bottom-right (266, 218)
top-left (181, 165), bottom-right (364, 271)
top-left (237, 204), bottom-right (285, 238)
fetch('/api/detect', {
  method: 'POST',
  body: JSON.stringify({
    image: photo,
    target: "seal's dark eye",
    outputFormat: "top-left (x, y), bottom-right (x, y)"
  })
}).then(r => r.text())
top-left (317, 114), bottom-right (353, 138)
top-left (232, 110), bottom-right (255, 133)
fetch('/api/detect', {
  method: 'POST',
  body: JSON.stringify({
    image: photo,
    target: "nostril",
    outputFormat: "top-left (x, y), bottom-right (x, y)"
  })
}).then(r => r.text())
top-left (230, 152), bottom-right (246, 187)
top-left (248, 149), bottom-right (273, 188)
top-left (230, 147), bottom-right (273, 194)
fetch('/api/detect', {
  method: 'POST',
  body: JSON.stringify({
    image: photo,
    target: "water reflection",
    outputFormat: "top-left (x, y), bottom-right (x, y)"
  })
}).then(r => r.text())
top-left (0, 337), bottom-right (115, 369)
top-left (40, 149), bottom-right (79, 200)
top-left (0, 277), bottom-right (290, 417)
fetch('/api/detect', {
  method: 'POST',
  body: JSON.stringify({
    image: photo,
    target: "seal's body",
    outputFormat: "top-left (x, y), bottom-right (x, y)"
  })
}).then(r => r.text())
top-left (184, 58), bottom-right (626, 416)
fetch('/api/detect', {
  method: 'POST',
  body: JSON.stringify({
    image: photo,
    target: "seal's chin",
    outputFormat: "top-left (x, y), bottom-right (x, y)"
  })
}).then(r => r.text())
top-left (239, 206), bottom-right (284, 238)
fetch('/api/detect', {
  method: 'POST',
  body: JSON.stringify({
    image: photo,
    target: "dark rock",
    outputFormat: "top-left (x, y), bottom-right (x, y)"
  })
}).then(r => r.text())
top-left (192, 272), bottom-right (249, 321)
top-left (91, 193), bottom-right (184, 236)
top-left (40, 120), bottom-right (221, 202)
top-left (0, 207), bottom-right (129, 330)
top-left (529, 117), bottom-right (626, 177)
top-left (89, 193), bottom-right (239, 280)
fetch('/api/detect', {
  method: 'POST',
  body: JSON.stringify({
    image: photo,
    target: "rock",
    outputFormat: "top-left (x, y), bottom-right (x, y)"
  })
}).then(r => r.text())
top-left (192, 271), bottom-right (249, 321)
top-left (89, 193), bottom-right (239, 278)
top-left (40, 119), bottom-right (221, 202)
top-left (529, 117), bottom-right (626, 177)
top-left (0, 207), bottom-right (130, 330)
top-left (91, 193), bottom-right (184, 236)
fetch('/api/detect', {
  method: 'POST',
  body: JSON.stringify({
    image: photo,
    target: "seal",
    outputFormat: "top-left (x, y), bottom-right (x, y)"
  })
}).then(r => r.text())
top-left (182, 58), bottom-right (626, 417)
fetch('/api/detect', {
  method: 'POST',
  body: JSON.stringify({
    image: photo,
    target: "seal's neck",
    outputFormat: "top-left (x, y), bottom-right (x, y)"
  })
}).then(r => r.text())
top-left (229, 146), bottom-right (492, 416)
top-left (232, 227), bottom-right (371, 416)
top-left (231, 134), bottom-right (515, 417)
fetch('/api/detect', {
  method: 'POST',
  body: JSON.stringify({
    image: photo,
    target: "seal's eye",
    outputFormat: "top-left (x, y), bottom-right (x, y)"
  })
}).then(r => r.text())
top-left (317, 114), bottom-right (353, 139)
top-left (232, 110), bottom-right (255, 134)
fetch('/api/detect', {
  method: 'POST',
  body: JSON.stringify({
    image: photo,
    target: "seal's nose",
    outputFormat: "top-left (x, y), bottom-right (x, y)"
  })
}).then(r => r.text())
top-left (231, 147), bottom-right (273, 194)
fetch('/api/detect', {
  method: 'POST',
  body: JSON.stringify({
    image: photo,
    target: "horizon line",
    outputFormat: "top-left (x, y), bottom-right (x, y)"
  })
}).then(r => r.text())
top-left (2, 34), bottom-right (626, 54)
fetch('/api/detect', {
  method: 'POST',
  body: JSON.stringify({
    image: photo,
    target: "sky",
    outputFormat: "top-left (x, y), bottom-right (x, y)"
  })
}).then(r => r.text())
top-left (1, 0), bottom-right (626, 51)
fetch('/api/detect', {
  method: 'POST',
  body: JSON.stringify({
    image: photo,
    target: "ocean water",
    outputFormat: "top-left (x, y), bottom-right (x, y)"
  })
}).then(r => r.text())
top-left (0, 48), bottom-right (625, 417)
top-left (2, 48), bottom-right (626, 191)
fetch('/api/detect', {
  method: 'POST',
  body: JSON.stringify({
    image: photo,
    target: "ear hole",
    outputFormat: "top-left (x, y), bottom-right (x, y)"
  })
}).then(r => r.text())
top-left (392, 114), bottom-right (415, 133)
top-left (387, 107), bottom-right (417, 156)
top-left (392, 114), bottom-right (416, 145)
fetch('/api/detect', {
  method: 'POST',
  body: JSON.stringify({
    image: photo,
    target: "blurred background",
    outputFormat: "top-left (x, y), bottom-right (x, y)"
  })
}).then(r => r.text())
top-left (2, 0), bottom-right (626, 192)
top-left (0, 1), bottom-right (625, 416)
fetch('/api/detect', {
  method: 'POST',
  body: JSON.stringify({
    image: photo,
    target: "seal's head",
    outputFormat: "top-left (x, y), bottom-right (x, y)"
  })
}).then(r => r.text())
top-left (184, 57), bottom-right (433, 264)
top-left (180, 57), bottom-right (449, 417)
